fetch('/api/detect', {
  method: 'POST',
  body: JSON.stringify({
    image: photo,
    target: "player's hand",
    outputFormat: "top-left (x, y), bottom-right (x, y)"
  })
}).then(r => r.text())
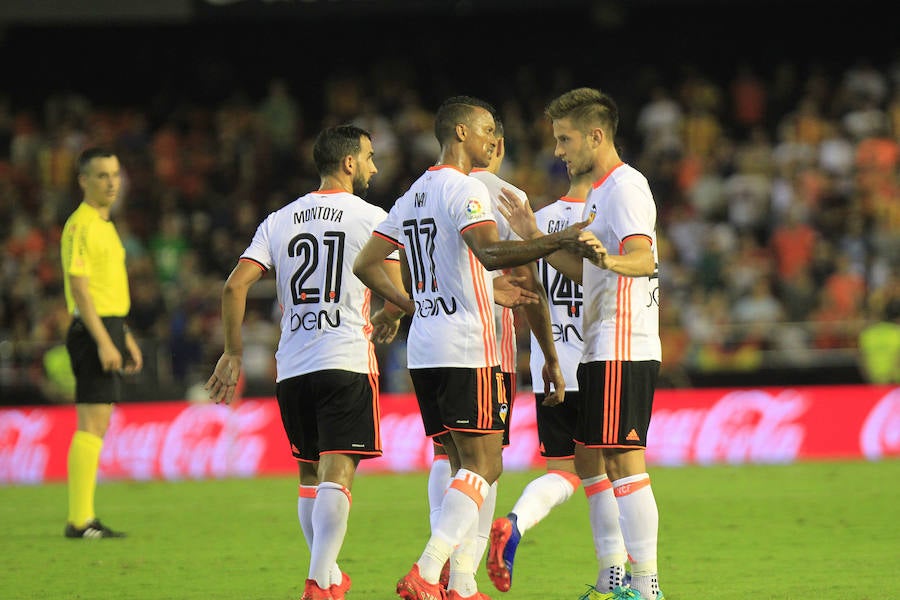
top-left (123, 332), bottom-right (143, 374)
top-left (97, 340), bottom-right (123, 373)
top-left (493, 274), bottom-right (539, 308)
top-left (541, 361), bottom-right (566, 406)
top-left (205, 352), bottom-right (242, 404)
top-left (370, 308), bottom-right (402, 344)
top-left (576, 231), bottom-right (610, 266)
top-left (556, 221), bottom-right (599, 258)
top-left (497, 187), bottom-right (540, 239)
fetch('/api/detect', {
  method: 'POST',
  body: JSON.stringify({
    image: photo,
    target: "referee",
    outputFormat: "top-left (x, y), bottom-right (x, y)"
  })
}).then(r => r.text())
top-left (60, 147), bottom-right (143, 539)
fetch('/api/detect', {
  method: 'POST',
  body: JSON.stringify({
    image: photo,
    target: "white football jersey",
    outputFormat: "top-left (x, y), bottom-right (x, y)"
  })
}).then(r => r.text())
top-left (240, 190), bottom-right (389, 381)
top-left (581, 163), bottom-right (662, 362)
top-left (470, 168), bottom-right (526, 374)
top-left (529, 195), bottom-right (586, 391)
top-left (374, 165), bottom-right (499, 369)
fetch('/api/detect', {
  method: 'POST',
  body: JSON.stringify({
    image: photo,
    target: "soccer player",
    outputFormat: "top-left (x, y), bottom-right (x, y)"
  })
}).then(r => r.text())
top-left (61, 147), bottom-right (143, 539)
top-left (497, 88), bottom-right (665, 600)
top-left (353, 95), bottom-right (596, 600)
top-left (427, 117), bottom-right (566, 591)
top-left (488, 166), bottom-right (632, 595)
top-left (205, 124), bottom-right (407, 600)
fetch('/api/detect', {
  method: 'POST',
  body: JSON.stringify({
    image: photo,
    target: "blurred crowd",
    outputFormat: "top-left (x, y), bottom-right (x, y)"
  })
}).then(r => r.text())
top-left (1, 53), bottom-right (899, 402)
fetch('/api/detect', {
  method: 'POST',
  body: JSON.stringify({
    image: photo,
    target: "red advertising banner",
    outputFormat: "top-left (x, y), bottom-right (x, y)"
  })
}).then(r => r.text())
top-left (1, 385), bottom-right (898, 485)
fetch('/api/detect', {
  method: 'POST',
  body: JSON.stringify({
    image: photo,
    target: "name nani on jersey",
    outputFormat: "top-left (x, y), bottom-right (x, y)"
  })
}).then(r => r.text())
top-left (293, 206), bottom-right (344, 224)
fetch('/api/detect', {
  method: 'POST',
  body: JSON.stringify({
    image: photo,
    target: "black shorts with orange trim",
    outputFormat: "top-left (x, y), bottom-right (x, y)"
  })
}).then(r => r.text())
top-left (276, 369), bottom-right (382, 463)
top-left (534, 390), bottom-right (580, 459)
top-left (66, 317), bottom-right (126, 404)
top-left (410, 366), bottom-right (508, 439)
top-left (575, 360), bottom-right (660, 448)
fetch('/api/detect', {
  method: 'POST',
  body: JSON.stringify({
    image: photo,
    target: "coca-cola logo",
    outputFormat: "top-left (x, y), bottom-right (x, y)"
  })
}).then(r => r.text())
top-left (860, 388), bottom-right (900, 459)
top-left (648, 390), bottom-right (809, 465)
top-left (100, 402), bottom-right (275, 480)
top-left (0, 410), bottom-right (52, 484)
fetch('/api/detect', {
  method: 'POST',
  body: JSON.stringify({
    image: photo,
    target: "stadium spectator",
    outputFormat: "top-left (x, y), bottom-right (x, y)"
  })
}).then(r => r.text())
top-left (858, 298), bottom-right (900, 384)
top-left (205, 124), bottom-right (406, 600)
top-left (61, 147), bottom-right (143, 539)
top-left (859, 284), bottom-right (900, 384)
top-left (730, 63), bottom-right (768, 137)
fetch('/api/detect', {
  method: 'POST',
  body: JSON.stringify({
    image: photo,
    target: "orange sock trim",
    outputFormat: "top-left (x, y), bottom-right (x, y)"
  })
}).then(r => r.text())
top-left (340, 486), bottom-right (352, 508)
top-left (583, 477), bottom-right (612, 497)
top-left (433, 454), bottom-right (450, 462)
top-left (317, 482), bottom-right (353, 508)
top-left (549, 469), bottom-right (582, 490)
top-left (449, 473), bottom-right (486, 509)
top-left (298, 485), bottom-right (317, 499)
top-left (613, 477), bottom-right (651, 497)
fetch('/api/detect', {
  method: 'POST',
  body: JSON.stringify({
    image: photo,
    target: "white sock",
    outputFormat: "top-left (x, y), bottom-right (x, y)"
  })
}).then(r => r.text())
top-left (418, 469), bottom-right (489, 583)
top-left (297, 484), bottom-right (316, 550)
top-left (511, 470), bottom-right (578, 534)
top-left (299, 484), bottom-right (343, 586)
top-left (428, 457), bottom-right (452, 533)
top-left (448, 514), bottom-right (479, 595)
top-left (614, 473), bottom-right (659, 599)
top-left (473, 480), bottom-right (498, 571)
top-left (597, 565), bottom-right (626, 593)
top-left (309, 482), bottom-right (351, 589)
top-left (584, 475), bottom-right (627, 592)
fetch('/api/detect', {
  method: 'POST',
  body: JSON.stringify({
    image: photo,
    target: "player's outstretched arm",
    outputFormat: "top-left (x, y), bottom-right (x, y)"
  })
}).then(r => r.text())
top-left (497, 188), bottom-right (589, 284)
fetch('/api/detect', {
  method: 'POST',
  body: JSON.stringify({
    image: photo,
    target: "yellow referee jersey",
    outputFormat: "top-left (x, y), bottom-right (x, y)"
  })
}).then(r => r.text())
top-left (61, 202), bottom-right (130, 317)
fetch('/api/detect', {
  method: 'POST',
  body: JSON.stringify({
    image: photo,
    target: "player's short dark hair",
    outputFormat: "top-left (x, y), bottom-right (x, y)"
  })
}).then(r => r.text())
top-left (77, 147), bottom-right (117, 174)
top-left (313, 124), bottom-right (372, 176)
top-left (434, 95), bottom-right (497, 144)
top-left (545, 87), bottom-right (619, 138)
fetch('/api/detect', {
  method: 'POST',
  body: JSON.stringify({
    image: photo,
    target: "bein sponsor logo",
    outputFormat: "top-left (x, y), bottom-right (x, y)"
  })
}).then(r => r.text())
top-left (414, 296), bottom-right (458, 318)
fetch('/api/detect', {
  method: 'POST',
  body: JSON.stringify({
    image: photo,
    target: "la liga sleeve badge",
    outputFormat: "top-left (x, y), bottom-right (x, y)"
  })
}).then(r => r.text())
top-left (465, 198), bottom-right (484, 220)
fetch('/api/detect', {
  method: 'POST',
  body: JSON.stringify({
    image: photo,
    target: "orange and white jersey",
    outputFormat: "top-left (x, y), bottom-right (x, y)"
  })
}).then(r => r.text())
top-left (470, 168), bottom-right (526, 374)
top-left (240, 190), bottom-right (390, 381)
top-left (374, 165), bottom-right (499, 369)
top-left (581, 163), bottom-right (661, 363)
top-left (529, 195), bottom-right (586, 391)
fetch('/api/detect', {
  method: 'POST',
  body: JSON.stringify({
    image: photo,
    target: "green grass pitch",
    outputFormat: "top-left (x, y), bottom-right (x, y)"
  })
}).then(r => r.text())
top-left (1, 460), bottom-right (898, 599)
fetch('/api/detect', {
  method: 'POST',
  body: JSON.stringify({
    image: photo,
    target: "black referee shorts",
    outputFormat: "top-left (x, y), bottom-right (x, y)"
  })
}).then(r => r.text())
top-left (65, 316), bottom-right (126, 404)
